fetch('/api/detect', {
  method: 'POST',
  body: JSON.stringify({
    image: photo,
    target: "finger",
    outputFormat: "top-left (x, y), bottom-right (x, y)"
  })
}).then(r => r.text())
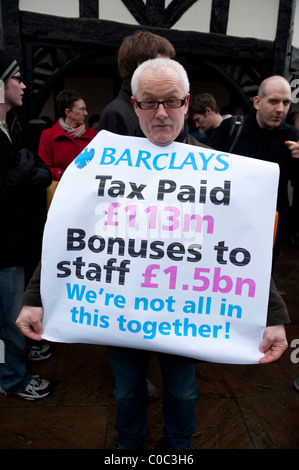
top-left (285, 140), bottom-right (299, 150)
top-left (285, 140), bottom-right (297, 146)
top-left (16, 322), bottom-right (43, 341)
top-left (259, 349), bottom-right (281, 364)
top-left (15, 317), bottom-right (43, 341)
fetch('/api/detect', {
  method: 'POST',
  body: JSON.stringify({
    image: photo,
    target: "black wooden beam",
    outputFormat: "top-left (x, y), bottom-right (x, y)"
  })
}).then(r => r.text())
top-left (164, 0), bottom-right (198, 29)
top-left (210, 0), bottom-right (230, 34)
top-left (20, 11), bottom-right (273, 62)
top-left (121, 0), bottom-right (198, 28)
top-left (0, 0), bottom-right (22, 64)
top-left (79, 0), bottom-right (99, 18)
top-left (273, 0), bottom-right (296, 77)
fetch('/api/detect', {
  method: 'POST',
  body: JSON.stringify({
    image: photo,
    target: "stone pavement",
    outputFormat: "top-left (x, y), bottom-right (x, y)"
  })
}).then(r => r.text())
top-left (0, 243), bottom-right (298, 450)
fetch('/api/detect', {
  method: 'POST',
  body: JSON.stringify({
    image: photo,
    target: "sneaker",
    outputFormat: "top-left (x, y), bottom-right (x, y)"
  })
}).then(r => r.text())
top-left (28, 343), bottom-right (53, 361)
top-left (17, 375), bottom-right (53, 400)
top-left (294, 378), bottom-right (299, 392)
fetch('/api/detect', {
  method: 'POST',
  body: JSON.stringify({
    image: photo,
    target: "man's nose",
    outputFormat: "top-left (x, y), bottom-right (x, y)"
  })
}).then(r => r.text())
top-left (155, 102), bottom-right (168, 117)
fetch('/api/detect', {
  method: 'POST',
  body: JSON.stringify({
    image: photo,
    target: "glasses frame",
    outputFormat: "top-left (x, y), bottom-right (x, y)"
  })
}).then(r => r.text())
top-left (135, 96), bottom-right (187, 110)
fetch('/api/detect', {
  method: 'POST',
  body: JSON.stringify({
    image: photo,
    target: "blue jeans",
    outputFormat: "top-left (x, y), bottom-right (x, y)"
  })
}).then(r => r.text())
top-left (108, 346), bottom-right (198, 449)
top-left (0, 266), bottom-right (32, 393)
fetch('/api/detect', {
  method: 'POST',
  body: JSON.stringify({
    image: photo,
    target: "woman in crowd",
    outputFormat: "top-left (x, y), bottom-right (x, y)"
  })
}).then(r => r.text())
top-left (39, 89), bottom-right (96, 180)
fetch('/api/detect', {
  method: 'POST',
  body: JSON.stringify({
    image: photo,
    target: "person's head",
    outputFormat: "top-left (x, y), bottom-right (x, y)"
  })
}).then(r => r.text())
top-left (286, 110), bottom-right (299, 130)
top-left (56, 89), bottom-right (88, 127)
top-left (253, 76), bottom-right (292, 130)
top-left (88, 114), bottom-right (100, 131)
top-left (0, 49), bottom-right (26, 110)
top-left (131, 58), bottom-right (190, 146)
top-left (189, 93), bottom-right (221, 131)
top-left (118, 30), bottom-right (175, 83)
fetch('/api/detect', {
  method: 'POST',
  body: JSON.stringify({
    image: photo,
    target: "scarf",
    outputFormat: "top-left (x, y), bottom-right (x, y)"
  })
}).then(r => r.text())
top-left (59, 117), bottom-right (86, 138)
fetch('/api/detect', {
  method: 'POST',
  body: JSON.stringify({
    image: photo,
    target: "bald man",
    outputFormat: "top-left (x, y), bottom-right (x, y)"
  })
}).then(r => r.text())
top-left (209, 75), bottom-right (299, 265)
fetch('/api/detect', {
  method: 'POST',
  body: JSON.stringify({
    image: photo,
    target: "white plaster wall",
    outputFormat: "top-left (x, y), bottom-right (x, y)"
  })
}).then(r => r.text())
top-left (18, 0), bottom-right (283, 41)
top-left (227, 0), bottom-right (280, 41)
top-left (19, 0), bottom-right (80, 17)
top-left (293, 0), bottom-right (299, 48)
top-left (98, 0), bottom-right (138, 25)
top-left (168, 0), bottom-right (212, 33)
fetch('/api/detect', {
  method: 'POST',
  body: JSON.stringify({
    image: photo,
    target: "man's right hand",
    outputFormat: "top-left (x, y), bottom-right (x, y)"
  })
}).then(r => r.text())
top-left (16, 306), bottom-right (44, 341)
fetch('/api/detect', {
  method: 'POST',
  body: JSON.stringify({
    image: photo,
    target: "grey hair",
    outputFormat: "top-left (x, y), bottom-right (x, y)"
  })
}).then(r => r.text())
top-left (131, 58), bottom-right (190, 97)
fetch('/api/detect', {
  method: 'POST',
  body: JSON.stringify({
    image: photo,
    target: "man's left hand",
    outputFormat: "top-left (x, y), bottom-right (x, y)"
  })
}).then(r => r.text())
top-left (259, 324), bottom-right (288, 363)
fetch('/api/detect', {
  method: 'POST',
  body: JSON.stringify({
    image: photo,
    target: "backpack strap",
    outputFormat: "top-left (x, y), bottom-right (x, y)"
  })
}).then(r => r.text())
top-left (228, 115), bottom-right (244, 153)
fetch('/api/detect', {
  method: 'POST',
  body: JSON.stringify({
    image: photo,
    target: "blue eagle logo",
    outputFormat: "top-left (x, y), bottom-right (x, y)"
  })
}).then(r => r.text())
top-left (74, 147), bottom-right (95, 169)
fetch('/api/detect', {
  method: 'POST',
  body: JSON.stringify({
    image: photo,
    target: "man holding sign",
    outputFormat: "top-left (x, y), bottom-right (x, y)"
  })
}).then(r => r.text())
top-left (16, 59), bottom-right (289, 449)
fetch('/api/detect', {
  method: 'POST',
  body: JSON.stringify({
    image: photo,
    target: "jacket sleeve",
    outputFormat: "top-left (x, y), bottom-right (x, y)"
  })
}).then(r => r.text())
top-left (23, 262), bottom-right (42, 307)
top-left (38, 128), bottom-right (63, 181)
top-left (266, 277), bottom-right (290, 326)
top-left (99, 107), bottom-right (131, 135)
top-left (0, 164), bottom-right (33, 199)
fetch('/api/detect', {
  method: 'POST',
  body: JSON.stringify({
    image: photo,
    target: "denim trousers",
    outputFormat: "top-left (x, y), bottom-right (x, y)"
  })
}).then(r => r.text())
top-left (108, 346), bottom-right (198, 449)
top-left (0, 266), bottom-right (31, 393)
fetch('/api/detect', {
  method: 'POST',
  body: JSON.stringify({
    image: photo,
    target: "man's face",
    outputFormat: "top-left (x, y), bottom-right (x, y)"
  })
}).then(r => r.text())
top-left (5, 72), bottom-right (26, 108)
top-left (131, 67), bottom-right (190, 146)
top-left (192, 109), bottom-right (212, 131)
top-left (254, 79), bottom-right (291, 130)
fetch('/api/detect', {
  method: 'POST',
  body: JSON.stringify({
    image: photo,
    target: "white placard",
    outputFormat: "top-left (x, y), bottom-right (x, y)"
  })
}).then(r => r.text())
top-left (41, 130), bottom-right (279, 364)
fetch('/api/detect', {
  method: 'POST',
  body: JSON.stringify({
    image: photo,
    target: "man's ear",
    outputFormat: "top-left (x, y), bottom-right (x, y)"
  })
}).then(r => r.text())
top-left (253, 96), bottom-right (261, 110)
top-left (184, 93), bottom-right (190, 115)
top-left (131, 96), bottom-right (139, 115)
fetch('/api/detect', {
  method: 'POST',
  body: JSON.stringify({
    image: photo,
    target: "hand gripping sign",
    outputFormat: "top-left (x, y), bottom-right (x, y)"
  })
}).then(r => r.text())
top-left (41, 130), bottom-right (279, 364)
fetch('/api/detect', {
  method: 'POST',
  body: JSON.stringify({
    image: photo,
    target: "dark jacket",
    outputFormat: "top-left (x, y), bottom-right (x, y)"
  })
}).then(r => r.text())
top-left (99, 81), bottom-right (139, 136)
top-left (0, 110), bottom-right (52, 277)
top-left (209, 109), bottom-right (299, 214)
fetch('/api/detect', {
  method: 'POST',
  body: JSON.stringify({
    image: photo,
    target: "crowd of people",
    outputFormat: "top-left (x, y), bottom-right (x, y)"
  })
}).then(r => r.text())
top-left (0, 28), bottom-right (299, 448)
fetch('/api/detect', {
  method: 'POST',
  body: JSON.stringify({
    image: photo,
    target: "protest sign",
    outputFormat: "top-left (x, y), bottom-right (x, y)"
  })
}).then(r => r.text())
top-left (41, 130), bottom-right (279, 364)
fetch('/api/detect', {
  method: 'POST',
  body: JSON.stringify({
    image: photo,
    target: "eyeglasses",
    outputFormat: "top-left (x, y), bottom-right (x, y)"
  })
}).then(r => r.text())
top-left (135, 97), bottom-right (187, 110)
top-left (10, 76), bottom-right (24, 84)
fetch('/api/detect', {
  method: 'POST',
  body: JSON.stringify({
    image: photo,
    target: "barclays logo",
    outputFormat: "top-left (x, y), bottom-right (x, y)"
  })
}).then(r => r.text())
top-left (74, 147), bottom-right (95, 169)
